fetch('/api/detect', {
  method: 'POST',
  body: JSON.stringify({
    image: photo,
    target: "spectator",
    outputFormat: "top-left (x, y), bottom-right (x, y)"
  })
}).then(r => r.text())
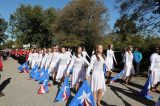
top-left (133, 47), bottom-right (142, 76)
top-left (0, 52), bottom-right (4, 97)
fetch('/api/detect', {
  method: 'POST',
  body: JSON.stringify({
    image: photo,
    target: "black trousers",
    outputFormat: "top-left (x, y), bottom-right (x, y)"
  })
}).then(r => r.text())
top-left (133, 62), bottom-right (140, 75)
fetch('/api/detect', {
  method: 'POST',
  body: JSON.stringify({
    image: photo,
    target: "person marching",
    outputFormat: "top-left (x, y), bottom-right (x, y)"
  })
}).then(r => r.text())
top-left (37, 49), bottom-right (43, 67)
top-left (122, 46), bottom-right (135, 84)
top-left (86, 45), bottom-right (107, 106)
top-left (28, 49), bottom-right (33, 68)
top-left (66, 46), bottom-right (89, 91)
top-left (48, 46), bottom-right (60, 83)
top-left (149, 47), bottom-right (160, 92)
top-left (105, 44), bottom-right (118, 84)
top-left (82, 47), bottom-right (90, 59)
top-left (40, 48), bottom-right (48, 69)
top-left (55, 47), bottom-right (71, 86)
top-left (45, 48), bottom-right (53, 70)
top-left (66, 48), bottom-right (72, 58)
top-left (30, 49), bottom-right (38, 69)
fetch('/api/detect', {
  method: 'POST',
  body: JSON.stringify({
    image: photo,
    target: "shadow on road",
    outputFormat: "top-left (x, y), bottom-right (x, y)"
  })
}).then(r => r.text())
top-left (0, 78), bottom-right (12, 92)
top-left (110, 78), bottom-right (145, 90)
top-left (100, 100), bottom-right (117, 106)
top-left (108, 84), bottom-right (156, 106)
top-left (127, 81), bottom-right (144, 89)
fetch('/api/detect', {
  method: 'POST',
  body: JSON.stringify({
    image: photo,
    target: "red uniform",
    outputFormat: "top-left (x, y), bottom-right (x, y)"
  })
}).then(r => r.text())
top-left (0, 55), bottom-right (3, 71)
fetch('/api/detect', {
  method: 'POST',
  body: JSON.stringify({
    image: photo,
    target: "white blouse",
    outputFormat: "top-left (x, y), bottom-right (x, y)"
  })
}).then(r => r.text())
top-left (45, 53), bottom-right (53, 64)
top-left (67, 54), bottom-right (89, 73)
top-left (87, 55), bottom-right (107, 76)
top-left (54, 53), bottom-right (71, 67)
top-left (125, 51), bottom-right (133, 66)
top-left (106, 49), bottom-right (117, 63)
top-left (82, 51), bottom-right (90, 59)
top-left (149, 53), bottom-right (160, 71)
top-left (31, 53), bottom-right (38, 62)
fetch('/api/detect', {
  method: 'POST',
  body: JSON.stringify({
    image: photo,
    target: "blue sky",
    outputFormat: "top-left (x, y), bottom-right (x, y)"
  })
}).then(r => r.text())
top-left (0, 0), bottom-right (119, 28)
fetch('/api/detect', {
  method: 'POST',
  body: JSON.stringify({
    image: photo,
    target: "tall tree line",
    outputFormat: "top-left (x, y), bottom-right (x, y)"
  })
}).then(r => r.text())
top-left (0, 0), bottom-right (160, 50)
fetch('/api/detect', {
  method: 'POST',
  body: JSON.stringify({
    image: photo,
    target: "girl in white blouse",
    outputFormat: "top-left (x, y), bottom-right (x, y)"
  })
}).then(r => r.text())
top-left (82, 47), bottom-right (90, 59)
top-left (37, 49), bottom-right (43, 67)
top-left (28, 49), bottom-right (33, 68)
top-left (106, 44), bottom-right (117, 84)
top-left (86, 45), bottom-right (108, 106)
top-left (66, 47), bottom-right (89, 91)
top-left (55, 47), bottom-right (71, 85)
top-left (30, 49), bottom-right (38, 68)
top-left (48, 46), bottom-right (59, 81)
top-left (149, 47), bottom-right (160, 92)
top-left (40, 48), bottom-right (48, 68)
top-left (45, 48), bottom-right (53, 70)
top-left (122, 46), bottom-right (135, 84)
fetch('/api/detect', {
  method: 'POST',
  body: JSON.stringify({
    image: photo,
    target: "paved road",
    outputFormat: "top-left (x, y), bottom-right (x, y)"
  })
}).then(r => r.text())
top-left (0, 57), bottom-right (159, 106)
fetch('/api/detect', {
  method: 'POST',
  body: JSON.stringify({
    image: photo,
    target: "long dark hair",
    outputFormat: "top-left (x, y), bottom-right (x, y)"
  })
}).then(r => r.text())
top-left (108, 44), bottom-right (112, 50)
top-left (95, 45), bottom-right (105, 61)
top-left (60, 46), bottom-right (65, 53)
top-left (75, 46), bottom-right (82, 58)
top-left (127, 45), bottom-right (133, 55)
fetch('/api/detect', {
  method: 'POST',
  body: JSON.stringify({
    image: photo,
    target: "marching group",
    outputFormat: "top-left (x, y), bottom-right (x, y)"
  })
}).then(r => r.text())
top-left (18, 44), bottom-right (160, 106)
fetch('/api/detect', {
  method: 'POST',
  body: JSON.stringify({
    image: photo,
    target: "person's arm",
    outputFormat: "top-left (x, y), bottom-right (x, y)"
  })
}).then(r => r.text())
top-left (39, 57), bottom-right (43, 68)
top-left (53, 54), bottom-right (60, 68)
top-left (105, 58), bottom-right (110, 72)
top-left (35, 53), bottom-right (39, 64)
top-left (28, 53), bottom-right (32, 64)
top-left (86, 55), bottom-right (94, 78)
top-left (66, 56), bottom-right (75, 75)
top-left (84, 57), bottom-right (89, 66)
top-left (42, 55), bottom-right (47, 67)
top-left (86, 52), bottom-right (90, 59)
top-left (150, 54), bottom-right (155, 71)
top-left (66, 54), bottom-right (72, 65)
top-left (125, 52), bottom-right (129, 67)
top-left (139, 52), bottom-right (142, 62)
top-left (48, 54), bottom-right (54, 68)
top-left (113, 51), bottom-right (117, 64)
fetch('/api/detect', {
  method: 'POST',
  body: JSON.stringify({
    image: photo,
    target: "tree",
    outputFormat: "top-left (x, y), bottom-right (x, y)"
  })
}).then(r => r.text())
top-left (116, 0), bottom-right (160, 34)
top-left (114, 15), bottom-right (138, 45)
top-left (9, 4), bottom-right (57, 48)
top-left (0, 40), bottom-right (14, 49)
top-left (55, 0), bottom-right (109, 52)
top-left (114, 15), bottom-right (138, 35)
top-left (0, 16), bottom-right (8, 44)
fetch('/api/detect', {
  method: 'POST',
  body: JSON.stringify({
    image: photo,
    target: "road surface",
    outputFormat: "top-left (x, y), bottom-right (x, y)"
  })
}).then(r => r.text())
top-left (0, 57), bottom-right (159, 106)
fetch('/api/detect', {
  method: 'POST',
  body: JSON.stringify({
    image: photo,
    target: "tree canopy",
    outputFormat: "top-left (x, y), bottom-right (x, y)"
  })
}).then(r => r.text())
top-left (54, 0), bottom-right (109, 52)
top-left (0, 0), bottom-right (159, 50)
top-left (0, 16), bottom-right (8, 44)
top-left (9, 4), bottom-right (57, 48)
top-left (9, 0), bottom-right (109, 50)
top-left (116, 0), bottom-right (160, 34)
